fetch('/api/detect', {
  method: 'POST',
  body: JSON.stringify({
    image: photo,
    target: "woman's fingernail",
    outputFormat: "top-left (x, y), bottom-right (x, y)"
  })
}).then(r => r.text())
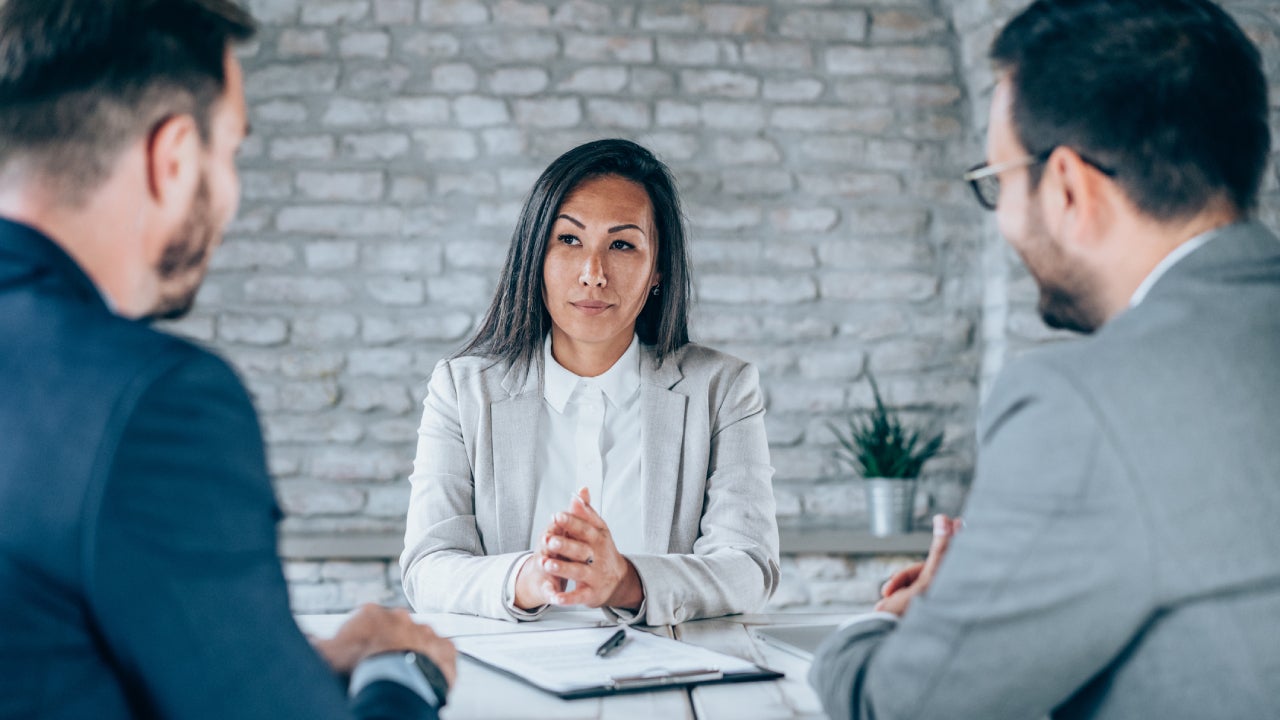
top-left (548, 537), bottom-right (561, 550)
top-left (933, 514), bottom-right (947, 536)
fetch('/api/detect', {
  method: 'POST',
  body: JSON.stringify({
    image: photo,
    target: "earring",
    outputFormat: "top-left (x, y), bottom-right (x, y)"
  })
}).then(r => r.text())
top-left (651, 285), bottom-right (661, 297)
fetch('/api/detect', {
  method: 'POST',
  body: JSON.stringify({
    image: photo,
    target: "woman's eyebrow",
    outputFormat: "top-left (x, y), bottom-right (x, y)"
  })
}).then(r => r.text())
top-left (556, 214), bottom-right (647, 237)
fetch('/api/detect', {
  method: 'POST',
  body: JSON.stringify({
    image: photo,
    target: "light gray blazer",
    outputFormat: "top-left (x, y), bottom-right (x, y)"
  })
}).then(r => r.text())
top-left (400, 341), bottom-right (780, 625)
top-left (810, 221), bottom-right (1280, 719)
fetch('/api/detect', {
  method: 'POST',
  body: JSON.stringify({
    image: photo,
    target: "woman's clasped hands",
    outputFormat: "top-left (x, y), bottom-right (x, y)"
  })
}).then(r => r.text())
top-left (513, 488), bottom-right (645, 611)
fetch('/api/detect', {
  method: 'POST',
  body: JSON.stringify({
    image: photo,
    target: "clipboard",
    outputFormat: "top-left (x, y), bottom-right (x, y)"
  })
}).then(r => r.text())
top-left (452, 626), bottom-right (784, 700)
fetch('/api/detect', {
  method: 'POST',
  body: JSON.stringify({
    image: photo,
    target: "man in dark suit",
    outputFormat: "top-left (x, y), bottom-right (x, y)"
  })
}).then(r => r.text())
top-left (811, 0), bottom-right (1280, 718)
top-left (0, 1), bottom-right (453, 718)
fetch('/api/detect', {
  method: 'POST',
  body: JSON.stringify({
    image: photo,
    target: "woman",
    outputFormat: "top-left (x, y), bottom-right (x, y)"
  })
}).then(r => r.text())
top-left (400, 139), bottom-right (779, 626)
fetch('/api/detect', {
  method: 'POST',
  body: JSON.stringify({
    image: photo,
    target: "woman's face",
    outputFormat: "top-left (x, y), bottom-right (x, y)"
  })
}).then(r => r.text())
top-left (542, 174), bottom-right (660, 366)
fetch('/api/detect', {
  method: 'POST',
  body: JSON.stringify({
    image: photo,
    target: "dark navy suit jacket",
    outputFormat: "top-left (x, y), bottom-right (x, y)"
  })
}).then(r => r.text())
top-left (0, 218), bottom-right (436, 720)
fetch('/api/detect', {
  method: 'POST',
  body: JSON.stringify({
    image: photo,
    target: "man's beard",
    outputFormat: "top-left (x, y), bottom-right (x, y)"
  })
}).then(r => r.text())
top-left (151, 178), bottom-right (217, 321)
top-left (1038, 283), bottom-right (1100, 334)
top-left (1022, 200), bottom-right (1106, 335)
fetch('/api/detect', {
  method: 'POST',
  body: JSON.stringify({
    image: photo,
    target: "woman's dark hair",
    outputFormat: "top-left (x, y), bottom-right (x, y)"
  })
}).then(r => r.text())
top-left (0, 0), bottom-right (257, 200)
top-left (457, 138), bottom-right (692, 367)
top-left (991, 0), bottom-right (1270, 220)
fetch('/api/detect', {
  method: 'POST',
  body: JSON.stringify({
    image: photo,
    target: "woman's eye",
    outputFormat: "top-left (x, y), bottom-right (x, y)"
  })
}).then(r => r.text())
top-left (557, 234), bottom-right (580, 246)
top-left (610, 240), bottom-right (634, 250)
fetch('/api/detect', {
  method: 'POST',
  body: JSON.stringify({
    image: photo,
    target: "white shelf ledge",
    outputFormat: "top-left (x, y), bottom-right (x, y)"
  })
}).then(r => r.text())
top-left (776, 519), bottom-right (933, 555)
top-left (279, 533), bottom-right (401, 560)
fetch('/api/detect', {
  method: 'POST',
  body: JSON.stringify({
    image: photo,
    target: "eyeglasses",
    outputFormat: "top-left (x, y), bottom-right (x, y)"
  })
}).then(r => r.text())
top-left (963, 148), bottom-right (1117, 211)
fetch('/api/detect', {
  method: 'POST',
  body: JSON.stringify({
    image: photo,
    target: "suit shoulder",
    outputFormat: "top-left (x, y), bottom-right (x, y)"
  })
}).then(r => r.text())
top-left (35, 301), bottom-right (238, 408)
top-left (668, 342), bottom-right (753, 380)
top-left (436, 353), bottom-right (506, 380)
top-left (429, 353), bottom-right (515, 400)
top-left (104, 319), bottom-right (241, 393)
top-left (999, 304), bottom-right (1188, 399)
top-left (979, 340), bottom-right (1114, 442)
top-left (986, 342), bottom-right (1088, 403)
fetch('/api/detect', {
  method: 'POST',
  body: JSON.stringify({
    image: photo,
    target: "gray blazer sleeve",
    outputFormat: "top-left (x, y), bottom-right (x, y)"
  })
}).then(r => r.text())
top-left (621, 362), bottom-right (780, 626)
top-left (400, 359), bottom-right (527, 620)
top-left (810, 358), bottom-right (1155, 720)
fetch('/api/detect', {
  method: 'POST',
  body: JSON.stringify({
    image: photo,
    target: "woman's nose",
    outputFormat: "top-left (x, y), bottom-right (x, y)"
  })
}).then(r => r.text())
top-left (579, 253), bottom-right (606, 288)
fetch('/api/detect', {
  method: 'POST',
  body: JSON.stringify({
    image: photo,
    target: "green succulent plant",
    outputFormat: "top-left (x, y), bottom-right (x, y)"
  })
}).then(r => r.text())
top-left (828, 371), bottom-right (944, 479)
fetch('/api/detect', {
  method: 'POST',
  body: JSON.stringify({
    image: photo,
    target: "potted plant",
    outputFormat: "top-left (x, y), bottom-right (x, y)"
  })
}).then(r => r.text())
top-left (829, 371), bottom-right (944, 536)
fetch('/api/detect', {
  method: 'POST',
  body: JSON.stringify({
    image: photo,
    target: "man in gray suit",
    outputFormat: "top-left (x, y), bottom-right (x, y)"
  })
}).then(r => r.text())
top-left (810, 1), bottom-right (1280, 718)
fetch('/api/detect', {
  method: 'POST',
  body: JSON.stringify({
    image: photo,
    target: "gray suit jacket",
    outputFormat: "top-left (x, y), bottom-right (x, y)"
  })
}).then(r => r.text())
top-left (400, 342), bottom-right (780, 625)
top-left (811, 221), bottom-right (1280, 720)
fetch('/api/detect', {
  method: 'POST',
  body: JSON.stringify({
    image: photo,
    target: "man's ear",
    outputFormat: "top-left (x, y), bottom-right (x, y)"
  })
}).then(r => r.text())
top-left (144, 114), bottom-right (201, 216)
top-left (1040, 147), bottom-right (1113, 252)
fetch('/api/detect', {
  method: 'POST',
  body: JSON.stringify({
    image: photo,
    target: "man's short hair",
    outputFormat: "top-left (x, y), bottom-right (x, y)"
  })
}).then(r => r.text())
top-left (992, 0), bottom-right (1271, 220)
top-left (0, 0), bottom-right (256, 199)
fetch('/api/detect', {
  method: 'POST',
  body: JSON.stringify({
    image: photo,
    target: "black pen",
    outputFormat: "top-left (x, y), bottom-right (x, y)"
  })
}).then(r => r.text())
top-left (595, 629), bottom-right (628, 658)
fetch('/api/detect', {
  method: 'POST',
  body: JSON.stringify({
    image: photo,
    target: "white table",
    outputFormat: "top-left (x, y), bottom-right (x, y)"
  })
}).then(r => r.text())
top-left (296, 610), bottom-right (856, 720)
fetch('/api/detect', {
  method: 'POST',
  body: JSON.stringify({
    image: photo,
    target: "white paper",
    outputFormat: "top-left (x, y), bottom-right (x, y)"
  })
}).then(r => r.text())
top-left (453, 626), bottom-right (760, 694)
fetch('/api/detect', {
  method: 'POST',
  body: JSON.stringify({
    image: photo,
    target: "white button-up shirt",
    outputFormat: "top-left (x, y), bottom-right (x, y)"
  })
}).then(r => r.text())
top-left (530, 333), bottom-right (645, 553)
top-left (1129, 226), bottom-right (1222, 307)
top-left (503, 334), bottom-right (646, 619)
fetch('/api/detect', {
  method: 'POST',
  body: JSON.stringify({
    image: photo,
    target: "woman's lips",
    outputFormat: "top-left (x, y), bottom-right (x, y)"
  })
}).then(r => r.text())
top-left (571, 301), bottom-right (611, 316)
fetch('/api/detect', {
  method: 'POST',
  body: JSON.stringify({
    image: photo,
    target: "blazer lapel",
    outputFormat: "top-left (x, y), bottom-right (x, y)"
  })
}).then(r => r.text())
top-left (491, 358), bottom-right (542, 553)
top-left (640, 347), bottom-right (687, 554)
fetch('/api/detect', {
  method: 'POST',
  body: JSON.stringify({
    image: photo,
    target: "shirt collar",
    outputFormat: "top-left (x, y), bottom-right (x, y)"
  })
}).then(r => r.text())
top-left (0, 216), bottom-right (109, 312)
top-left (542, 334), bottom-right (641, 413)
top-left (1129, 225), bottom-right (1225, 307)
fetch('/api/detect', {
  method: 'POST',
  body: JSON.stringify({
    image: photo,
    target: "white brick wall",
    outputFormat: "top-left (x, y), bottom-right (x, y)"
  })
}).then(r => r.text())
top-left (162, 0), bottom-right (1280, 613)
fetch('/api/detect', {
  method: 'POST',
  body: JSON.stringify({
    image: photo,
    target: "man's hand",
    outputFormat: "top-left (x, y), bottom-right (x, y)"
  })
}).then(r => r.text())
top-left (875, 514), bottom-right (960, 616)
top-left (311, 604), bottom-right (457, 686)
top-left (538, 488), bottom-right (644, 610)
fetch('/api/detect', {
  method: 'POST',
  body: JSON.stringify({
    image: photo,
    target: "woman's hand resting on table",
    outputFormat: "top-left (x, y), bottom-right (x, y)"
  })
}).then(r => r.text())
top-left (513, 488), bottom-right (645, 611)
